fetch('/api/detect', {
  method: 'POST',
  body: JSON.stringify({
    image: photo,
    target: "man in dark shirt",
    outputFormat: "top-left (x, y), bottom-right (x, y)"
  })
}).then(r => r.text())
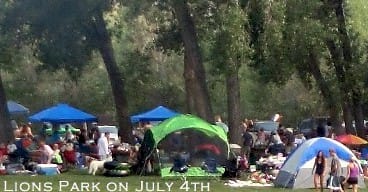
top-left (316, 124), bottom-right (327, 137)
top-left (242, 128), bottom-right (254, 161)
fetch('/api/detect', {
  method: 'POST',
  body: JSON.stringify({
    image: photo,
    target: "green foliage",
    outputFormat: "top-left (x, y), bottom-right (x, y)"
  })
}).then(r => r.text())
top-left (248, 0), bottom-right (293, 85)
top-left (2, 0), bottom-right (117, 81)
top-left (1, 0), bottom-right (368, 128)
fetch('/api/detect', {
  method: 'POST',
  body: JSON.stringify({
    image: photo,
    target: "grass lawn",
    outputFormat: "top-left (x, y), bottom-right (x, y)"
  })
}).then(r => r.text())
top-left (0, 169), bottom-right (366, 192)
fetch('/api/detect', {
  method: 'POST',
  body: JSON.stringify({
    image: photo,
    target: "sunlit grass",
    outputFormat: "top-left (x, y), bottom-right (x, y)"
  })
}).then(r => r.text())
top-left (0, 169), bottom-right (333, 192)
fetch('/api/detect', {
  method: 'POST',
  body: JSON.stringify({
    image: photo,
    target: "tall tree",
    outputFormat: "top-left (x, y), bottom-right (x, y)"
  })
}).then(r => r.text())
top-left (321, 0), bottom-right (365, 136)
top-left (3, 0), bottom-right (133, 142)
top-left (0, 74), bottom-right (12, 142)
top-left (123, 0), bottom-right (214, 120)
top-left (282, 0), bottom-right (342, 130)
top-left (93, 10), bottom-right (132, 142)
top-left (210, 1), bottom-right (248, 144)
top-left (171, 0), bottom-right (214, 122)
top-left (0, 2), bottom-right (15, 143)
top-left (0, 40), bottom-right (13, 142)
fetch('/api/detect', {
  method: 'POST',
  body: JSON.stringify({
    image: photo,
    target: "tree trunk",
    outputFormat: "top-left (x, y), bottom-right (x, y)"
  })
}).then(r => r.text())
top-left (183, 50), bottom-right (196, 114)
top-left (325, 40), bottom-right (353, 135)
top-left (226, 64), bottom-right (242, 144)
top-left (352, 89), bottom-right (365, 137)
top-left (93, 12), bottom-right (133, 143)
top-left (0, 73), bottom-right (13, 143)
top-left (333, 0), bottom-right (365, 137)
top-left (172, 0), bottom-right (214, 122)
top-left (307, 49), bottom-right (340, 130)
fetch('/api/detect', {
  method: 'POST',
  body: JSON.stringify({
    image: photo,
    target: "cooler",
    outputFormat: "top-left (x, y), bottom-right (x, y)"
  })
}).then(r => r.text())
top-left (36, 164), bottom-right (59, 175)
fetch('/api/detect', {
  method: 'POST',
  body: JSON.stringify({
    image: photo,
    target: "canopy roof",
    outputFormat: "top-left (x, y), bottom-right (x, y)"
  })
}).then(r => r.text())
top-left (150, 114), bottom-right (228, 146)
top-left (7, 100), bottom-right (29, 115)
top-left (130, 105), bottom-right (179, 123)
top-left (29, 103), bottom-right (97, 123)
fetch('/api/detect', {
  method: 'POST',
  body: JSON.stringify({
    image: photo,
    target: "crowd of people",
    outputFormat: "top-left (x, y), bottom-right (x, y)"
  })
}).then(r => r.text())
top-left (235, 116), bottom-right (368, 192)
top-left (312, 149), bottom-right (361, 192)
top-left (0, 121), bottom-right (137, 175)
top-left (239, 118), bottom-right (301, 162)
top-left (1, 115), bottom-right (367, 191)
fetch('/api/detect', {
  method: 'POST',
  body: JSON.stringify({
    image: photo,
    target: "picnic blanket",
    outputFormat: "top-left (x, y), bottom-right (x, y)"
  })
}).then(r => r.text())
top-left (224, 180), bottom-right (273, 188)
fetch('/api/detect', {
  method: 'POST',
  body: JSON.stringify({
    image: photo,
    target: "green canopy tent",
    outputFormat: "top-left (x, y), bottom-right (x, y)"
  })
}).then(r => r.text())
top-left (137, 114), bottom-right (230, 177)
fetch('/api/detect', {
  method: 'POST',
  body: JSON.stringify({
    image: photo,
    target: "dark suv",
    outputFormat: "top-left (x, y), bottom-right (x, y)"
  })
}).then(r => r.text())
top-left (297, 116), bottom-right (330, 139)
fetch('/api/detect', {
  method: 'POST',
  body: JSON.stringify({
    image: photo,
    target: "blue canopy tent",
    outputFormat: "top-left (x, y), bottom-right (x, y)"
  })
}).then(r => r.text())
top-left (29, 103), bottom-right (97, 123)
top-left (130, 105), bottom-right (179, 123)
top-left (7, 101), bottom-right (29, 116)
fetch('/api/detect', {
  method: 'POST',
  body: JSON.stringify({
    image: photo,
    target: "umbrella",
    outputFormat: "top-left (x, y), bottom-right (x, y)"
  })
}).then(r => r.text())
top-left (335, 134), bottom-right (368, 145)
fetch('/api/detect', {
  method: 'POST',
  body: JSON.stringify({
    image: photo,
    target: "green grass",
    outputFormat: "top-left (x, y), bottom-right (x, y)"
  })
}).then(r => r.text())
top-left (0, 169), bottom-right (364, 192)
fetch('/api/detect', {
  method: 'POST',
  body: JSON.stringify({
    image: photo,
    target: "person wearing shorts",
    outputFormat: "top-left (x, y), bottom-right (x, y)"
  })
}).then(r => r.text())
top-left (343, 156), bottom-right (359, 192)
top-left (327, 149), bottom-right (343, 192)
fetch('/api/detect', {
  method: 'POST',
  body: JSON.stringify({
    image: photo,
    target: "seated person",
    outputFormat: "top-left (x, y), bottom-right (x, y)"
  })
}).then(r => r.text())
top-left (62, 142), bottom-right (77, 166)
top-left (12, 136), bottom-right (32, 163)
top-left (13, 128), bottom-right (21, 139)
top-left (20, 124), bottom-right (33, 138)
top-left (51, 144), bottom-right (63, 165)
top-left (47, 131), bottom-right (62, 145)
top-left (269, 131), bottom-right (283, 146)
top-left (128, 145), bottom-right (139, 165)
top-left (0, 143), bottom-right (8, 163)
top-left (267, 143), bottom-right (285, 155)
top-left (64, 131), bottom-right (75, 143)
top-left (31, 140), bottom-right (54, 164)
top-left (7, 142), bottom-right (18, 161)
top-left (255, 128), bottom-right (266, 146)
top-left (0, 143), bottom-right (8, 156)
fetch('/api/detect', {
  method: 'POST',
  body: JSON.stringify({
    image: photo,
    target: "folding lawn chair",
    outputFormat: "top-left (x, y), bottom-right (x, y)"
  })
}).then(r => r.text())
top-left (201, 158), bottom-right (220, 180)
top-left (170, 156), bottom-right (188, 181)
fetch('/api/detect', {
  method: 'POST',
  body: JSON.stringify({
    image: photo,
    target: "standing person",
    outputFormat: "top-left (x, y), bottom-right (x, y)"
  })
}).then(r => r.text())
top-left (343, 156), bottom-right (360, 192)
top-left (215, 115), bottom-right (229, 134)
top-left (312, 150), bottom-right (326, 192)
top-left (242, 125), bottom-right (253, 161)
top-left (317, 124), bottom-right (327, 137)
top-left (77, 128), bottom-right (89, 154)
top-left (283, 129), bottom-right (295, 154)
top-left (327, 149), bottom-right (343, 192)
top-left (255, 128), bottom-right (266, 146)
top-left (97, 132), bottom-right (110, 160)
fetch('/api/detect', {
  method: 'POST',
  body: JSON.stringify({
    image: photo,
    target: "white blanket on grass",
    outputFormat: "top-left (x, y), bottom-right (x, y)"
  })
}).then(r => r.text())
top-left (224, 180), bottom-right (273, 187)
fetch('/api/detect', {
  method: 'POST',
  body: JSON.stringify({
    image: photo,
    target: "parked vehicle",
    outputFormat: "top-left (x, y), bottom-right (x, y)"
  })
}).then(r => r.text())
top-left (253, 121), bottom-right (279, 134)
top-left (97, 125), bottom-right (119, 145)
top-left (249, 120), bottom-right (279, 145)
top-left (297, 116), bottom-right (330, 139)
